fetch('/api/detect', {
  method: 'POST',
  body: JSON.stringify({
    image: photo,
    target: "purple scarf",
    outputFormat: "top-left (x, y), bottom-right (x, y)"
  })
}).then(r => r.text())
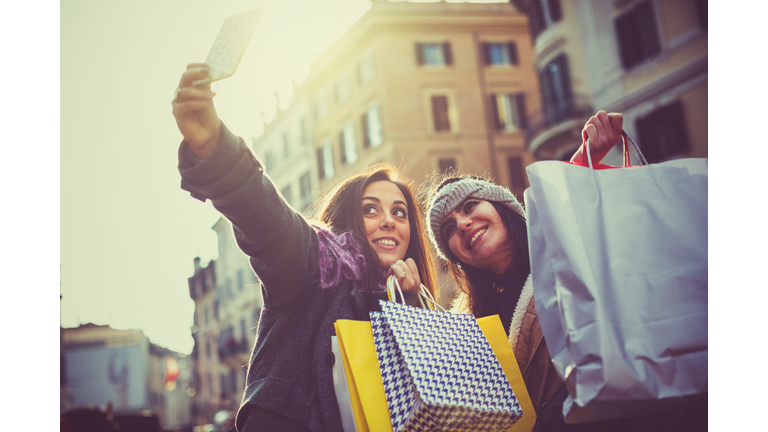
top-left (314, 226), bottom-right (387, 292)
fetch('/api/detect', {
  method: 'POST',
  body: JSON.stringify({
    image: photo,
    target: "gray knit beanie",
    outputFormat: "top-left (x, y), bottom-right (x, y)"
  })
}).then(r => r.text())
top-left (427, 176), bottom-right (525, 261)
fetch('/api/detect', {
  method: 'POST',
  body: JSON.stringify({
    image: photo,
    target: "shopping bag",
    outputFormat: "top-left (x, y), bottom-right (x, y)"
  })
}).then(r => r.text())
top-left (476, 315), bottom-right (537, 432)
top-left (525, 131), bottom-right (707, 422)
top-left (333, 320), bottom-right (393, 432)
top-left (331, 335), bottom-right (363, 432)
top-left (371, 279), bottom-right (524, 432)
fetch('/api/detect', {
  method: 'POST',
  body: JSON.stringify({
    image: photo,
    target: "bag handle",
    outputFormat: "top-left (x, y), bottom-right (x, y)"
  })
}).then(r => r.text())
top-left (580, 130), bottom-right (648, 169)
top-left (386, 275), bottom-right (446, 311)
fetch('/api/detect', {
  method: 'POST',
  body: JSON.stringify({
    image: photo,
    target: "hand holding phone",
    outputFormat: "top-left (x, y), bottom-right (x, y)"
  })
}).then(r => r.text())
top-left (193, 8), bottom-right (263, 86)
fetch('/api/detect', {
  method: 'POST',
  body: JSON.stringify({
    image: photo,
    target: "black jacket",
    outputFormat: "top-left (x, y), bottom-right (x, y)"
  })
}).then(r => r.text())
top-left (179, 125), bottom-right (383, 432)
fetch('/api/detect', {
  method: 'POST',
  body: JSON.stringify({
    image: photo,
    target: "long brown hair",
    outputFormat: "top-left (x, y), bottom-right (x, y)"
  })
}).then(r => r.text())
top-left (312, 163), bottom-right (439, 299)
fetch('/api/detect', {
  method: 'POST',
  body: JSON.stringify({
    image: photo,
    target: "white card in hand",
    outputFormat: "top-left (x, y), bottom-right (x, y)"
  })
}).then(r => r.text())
top-left (193, 8), bottom-right (263, 86)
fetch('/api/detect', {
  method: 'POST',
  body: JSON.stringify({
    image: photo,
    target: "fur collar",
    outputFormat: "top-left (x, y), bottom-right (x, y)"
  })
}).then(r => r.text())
top-left (448, 274), bottom-right (533, 352)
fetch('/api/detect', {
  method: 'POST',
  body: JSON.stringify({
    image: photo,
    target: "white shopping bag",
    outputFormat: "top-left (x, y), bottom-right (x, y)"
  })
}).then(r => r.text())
top-left (525, 132), bottom-right (707, 423)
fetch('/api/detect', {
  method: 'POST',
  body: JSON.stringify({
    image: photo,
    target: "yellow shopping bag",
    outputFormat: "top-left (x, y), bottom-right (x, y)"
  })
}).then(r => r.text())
top-left (334, 319), bottom-right (393, 432)
top-left (477, 314), bottom-right (537, 432)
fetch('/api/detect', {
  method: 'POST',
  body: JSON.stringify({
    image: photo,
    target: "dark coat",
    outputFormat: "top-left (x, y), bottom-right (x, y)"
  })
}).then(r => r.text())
top-left (178, 125), bottom-right (385, 432)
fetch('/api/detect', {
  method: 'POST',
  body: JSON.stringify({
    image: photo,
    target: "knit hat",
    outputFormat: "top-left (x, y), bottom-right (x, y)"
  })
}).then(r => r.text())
top-left (427, 176), bottom-right (525, 261)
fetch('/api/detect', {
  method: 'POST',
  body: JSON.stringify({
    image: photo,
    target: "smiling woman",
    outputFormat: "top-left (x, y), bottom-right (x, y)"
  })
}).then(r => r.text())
top-left (171, 63), bottom-right (437, 431)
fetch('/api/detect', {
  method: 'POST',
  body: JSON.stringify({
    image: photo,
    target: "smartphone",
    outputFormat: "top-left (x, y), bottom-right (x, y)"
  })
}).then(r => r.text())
top-left (193, 8), bottom-right (264, 86)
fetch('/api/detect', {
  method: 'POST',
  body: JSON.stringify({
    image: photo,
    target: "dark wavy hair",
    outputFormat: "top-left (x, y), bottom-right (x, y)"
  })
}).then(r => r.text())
top-left (419, 171), bottom-right (529, 316)
top-left (311, 163), bottom-right (439, 299)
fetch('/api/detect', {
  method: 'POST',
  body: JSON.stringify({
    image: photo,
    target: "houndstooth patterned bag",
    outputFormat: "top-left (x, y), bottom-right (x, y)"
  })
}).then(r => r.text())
top-left (371, 299), bottom-right (523, 432)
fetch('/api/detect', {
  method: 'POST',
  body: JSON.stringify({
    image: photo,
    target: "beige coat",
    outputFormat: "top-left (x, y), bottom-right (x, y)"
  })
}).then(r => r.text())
top-left (452, 275), bottom-right (563, 414)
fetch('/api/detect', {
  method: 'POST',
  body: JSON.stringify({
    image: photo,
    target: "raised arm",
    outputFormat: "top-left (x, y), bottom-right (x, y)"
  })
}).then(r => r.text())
top-left (172, 64), bottom-right (319, 310)
top-left (569, 110), bottom-right (623, 164)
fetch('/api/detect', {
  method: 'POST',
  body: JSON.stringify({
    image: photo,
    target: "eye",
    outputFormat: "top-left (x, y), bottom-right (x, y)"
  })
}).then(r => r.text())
top-left (463, 199), bottom-right (479, 214)
top-left (443, 224), bottom-right (456, 240)
top-left (363, 204), bottom-right (378, 215)
top-left (393, 207), bottom-right (408, 219)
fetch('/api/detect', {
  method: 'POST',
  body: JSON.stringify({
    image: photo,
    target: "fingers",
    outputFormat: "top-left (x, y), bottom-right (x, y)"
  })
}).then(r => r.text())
top-left (174, 86), bottom-right (217, 102)
top-left (387, 260), bottom-right (420, 293)
top-left (405, 258), bottom-right (421, 287)
top-left (178, 64), bottom-right (212, 91)
top-left (608, 112), bottom-right (624, 137)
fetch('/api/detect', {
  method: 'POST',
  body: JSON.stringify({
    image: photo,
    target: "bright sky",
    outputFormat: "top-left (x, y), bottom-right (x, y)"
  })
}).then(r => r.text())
top-left (56, 0), bottom-right (509, 355)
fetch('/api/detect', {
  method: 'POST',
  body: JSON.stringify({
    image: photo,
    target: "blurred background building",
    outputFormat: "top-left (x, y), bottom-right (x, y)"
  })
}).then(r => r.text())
top-left (186, 217), bottom-right (261, 428)
top-left (511, 0), bottom-right (707, 163)
top-left (60, 324), bottom-right (194, 429)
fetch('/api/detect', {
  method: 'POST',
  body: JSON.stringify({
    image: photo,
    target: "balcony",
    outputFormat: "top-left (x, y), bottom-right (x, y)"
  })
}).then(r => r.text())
top-left (525, 94), bottom-right (593, 160)
top-left (217, 337), bottom-right (250, 360)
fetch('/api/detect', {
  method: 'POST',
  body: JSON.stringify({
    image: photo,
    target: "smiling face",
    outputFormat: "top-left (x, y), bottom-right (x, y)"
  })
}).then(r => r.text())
top-left (361, 180), bottom-right (411, 269)
top-left (441, 199), bottom-right (512, 274)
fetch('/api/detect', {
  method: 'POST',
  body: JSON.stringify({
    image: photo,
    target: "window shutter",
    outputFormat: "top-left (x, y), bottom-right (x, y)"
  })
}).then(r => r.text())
top-left (529, 0), bottom-right (544, 40)
top-left (416, 43), bottom-right (424, 65)
top-left (339, 132), bottom-right (346, 164)
top-left (443, 42), bottom-right (453, 65)
top-left (515, 94), bottom-right (528, 129)
top-left (431, 95), bottom-right (451, 132)
top-left (490, 94), bottom-right (501, 130)
top-left (548, 0), bottom-right (562, 22)
top-left (316, 147), bottom-right (325, 179)
top-left (636, 101), bottom-right (690, 163)
top-left (482, 42), bottom-right (491, 65)
top-left (361, 113), bottom-right (370, 149)
top-left (539, 69), bottom-right (553, 124)
top-left (508, 42), bottom-right (519, 65)
top-left (636, 2), bottom-right (661, 60)
top-left (507, 156), bottom-right (527, 189)
top-left (615, 2), bottom-right (661, 70)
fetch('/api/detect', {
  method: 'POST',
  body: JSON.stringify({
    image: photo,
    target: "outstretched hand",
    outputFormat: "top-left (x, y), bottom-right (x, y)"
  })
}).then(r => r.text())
top-left (387, 258), bottom-right (421, 294)
top-left (171, 63), bottom-right (222, 160)
top-left (570, 110), bottom-right (623, 164)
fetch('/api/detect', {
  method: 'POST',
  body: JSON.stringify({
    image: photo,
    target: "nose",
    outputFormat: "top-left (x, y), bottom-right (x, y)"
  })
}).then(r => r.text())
top-left (456, 216), bottom-right (472, 235)
top-left (380, 213), bottom-right (395, 230)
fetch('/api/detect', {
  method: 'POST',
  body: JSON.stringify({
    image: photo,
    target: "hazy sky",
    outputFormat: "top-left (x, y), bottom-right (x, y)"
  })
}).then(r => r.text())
top-left (59, 0), bottom-right (508, 354)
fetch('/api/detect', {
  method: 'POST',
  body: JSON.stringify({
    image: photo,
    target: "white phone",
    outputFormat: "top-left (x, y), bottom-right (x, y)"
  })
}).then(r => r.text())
top-left (193, 8), bottom-right (263, 86)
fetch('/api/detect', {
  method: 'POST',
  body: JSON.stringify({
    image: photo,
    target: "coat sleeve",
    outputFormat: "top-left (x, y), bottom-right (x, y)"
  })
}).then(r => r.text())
top-left (178, 123), bottom-right (320, 310)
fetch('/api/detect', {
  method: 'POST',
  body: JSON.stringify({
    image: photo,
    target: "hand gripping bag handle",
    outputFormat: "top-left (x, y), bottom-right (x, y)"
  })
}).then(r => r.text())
top-left (386, 275), bottom-right (445, 311)
top-left (580, 130), bottom-right (649, 169)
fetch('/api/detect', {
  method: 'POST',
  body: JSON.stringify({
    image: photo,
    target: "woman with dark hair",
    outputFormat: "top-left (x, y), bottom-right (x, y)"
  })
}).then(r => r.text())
top-left (422, 111), bottom-right (706, 431)
top-left (172, 64), bottom-right (437, 432)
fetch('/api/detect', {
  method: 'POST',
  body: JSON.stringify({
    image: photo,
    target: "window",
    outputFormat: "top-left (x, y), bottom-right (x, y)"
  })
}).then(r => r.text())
top-left (361, 105), bottom-right (383, 149)
top-left (635, 101), bottom-right (690, 163)
top-left (300, 117), bottom-right (309, 145)
top-left (317, 139), bottom-right (335, 180)
top-left (264, 150), bottom-right (275, 172)
top-left (206, 339), bottom-right (211, 358)
top-left (529, 0), bottom-right (562, 39)
top-left (438, 158), bottom-right (456, 173)
top-left (615, 1), bottom-right (661, 70)
top-left (282, 133), bottom-right (290, 159)
top-left (483, 42), bottom-right (519, 66)
top-left (226, 278), bottom-right (232, 299)
top-left (237, 270), bottom-right (243, 292)
top-left (281, 185), bottom-right (293, 206)
top-left (299, 171), bottom-right (312, 210)
top-left (208, 373), bottom-right (213, 396)
top-left (416, 43), bottom-right (453, 67)
top-left (358, 54), bottom-right (376, 84)
top-left (508, 156), bottom-right (527, 189)
top-left (339, 123), bottom-right (358, 165)
top-left (230, 369), bottom-right (238, 395)
top-left (240, 318), bottom-right (247, 340)
top-left (539, 54), bottom-right (573, 125)
top-left (492, 94), bottom-right (527, 132)
top-left (335, 74), bottom-right (351, 103)
top-left (431, 95), bottom-right (451, 132)
top-left (220, 373), bottom-right (227, 398)
top-left (314, 91), bottom-right (329, 120)
top-left (204, 306), bottom-right (209, 324)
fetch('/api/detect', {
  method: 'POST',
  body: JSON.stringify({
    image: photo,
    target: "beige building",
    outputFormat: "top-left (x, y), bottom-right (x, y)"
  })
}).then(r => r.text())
top-left (254, 0), bottom-right (539, 210)
top-left (511, 0), bottom-right (707, 163)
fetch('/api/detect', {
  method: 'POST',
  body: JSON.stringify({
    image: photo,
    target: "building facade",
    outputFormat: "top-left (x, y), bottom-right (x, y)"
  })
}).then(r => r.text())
top-left (512, 0), bottom-right (707, 164)
top-left (253, 1), bottom-right (539, 211)
top-left (187, 218), bottom-right (262, 426)
top-left (60, 324), bottom-right (194, 428)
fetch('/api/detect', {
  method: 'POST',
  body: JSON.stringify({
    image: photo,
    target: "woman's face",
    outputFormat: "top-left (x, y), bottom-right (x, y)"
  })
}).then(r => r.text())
top-left (441, 199), bottom-right (511, 274)
top-left (361, 180), bottom-right (411, 269)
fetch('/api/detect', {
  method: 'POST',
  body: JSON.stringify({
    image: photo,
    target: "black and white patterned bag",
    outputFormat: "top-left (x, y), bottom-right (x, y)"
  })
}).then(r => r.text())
top-left (371, 297), bottom-right (523, 431)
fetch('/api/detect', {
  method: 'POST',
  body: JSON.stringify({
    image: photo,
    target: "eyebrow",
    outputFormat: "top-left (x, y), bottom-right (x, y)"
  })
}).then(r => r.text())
top-left (362, 196), bottom-right (408, 207)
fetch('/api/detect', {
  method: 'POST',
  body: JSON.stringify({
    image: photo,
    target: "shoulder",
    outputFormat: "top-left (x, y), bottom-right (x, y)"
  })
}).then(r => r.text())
top-left (508, 274), bottom-right (535, 350)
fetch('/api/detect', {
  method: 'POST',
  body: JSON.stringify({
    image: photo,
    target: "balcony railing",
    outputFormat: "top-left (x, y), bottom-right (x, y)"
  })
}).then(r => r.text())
top-left (525, 94), bottom-right (594, 145)
top-left (218, 337), bottom-right (250, 360)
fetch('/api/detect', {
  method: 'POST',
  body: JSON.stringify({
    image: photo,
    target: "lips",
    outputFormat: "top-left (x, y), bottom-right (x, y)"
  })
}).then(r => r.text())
top-left (373, 237), bottom-right (399, 248)
top-left (466, 226), bottom-right (488, 250)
